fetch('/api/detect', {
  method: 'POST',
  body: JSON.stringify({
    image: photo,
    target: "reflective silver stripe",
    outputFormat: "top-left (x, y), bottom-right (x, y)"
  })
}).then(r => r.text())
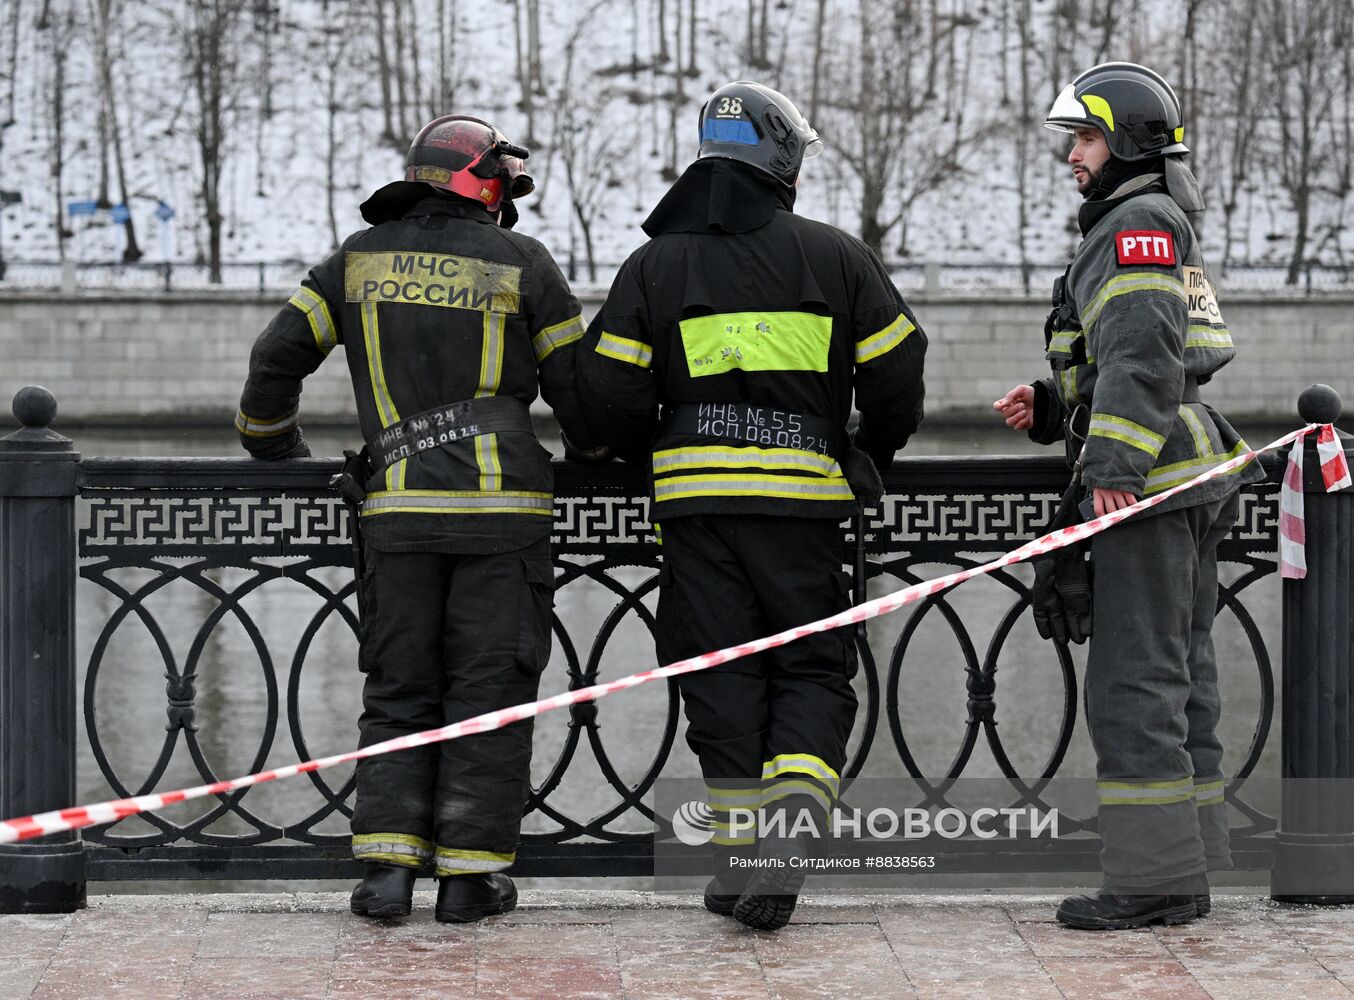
top-left (434, 848), bottom-right (514, 874)
top-left (235, 409), bottom-right (298, 437)
top-left (1048, 330), bottom-right (1080, 354)
top-left (1088, 413), bottom-right (1166, 457)
top-left (1185, 325), bottom-right (1233, 350)
top-left (596, 331), bottom-right (653, 368)
top-left (1096, 778), bottom-right (1194, 806)
top-left (362, 301), bottom-right (400, 428)
top-left (352, 840), bottom-right (431, 863)
top-left (761, 780), bottom-right (833, 813)
top-left (532, 314), bottom-right (585, 362)
top-left (1195, 780), bottom-right (1225, 806)
top-left (476, 311), bottom-right (505, 397)
top-left (1179, 405), bottom-right (1211, 458)
top-left (855, 313), bottom-right (915, 364)
top-left (1081, 272), bottom-right (1187, 332)
top-left (762, 754), bottom-right (841, 795)
top-left (653, 446), bottom-right (842, 479)
top-left (361, 491), bottom-right (553, 514)
top-left (706, 787), bottom-right (762, 811)
top-left (653, 474), bottom-right (855, 502)
top-left (1144, 441), bottom-right (1251, 494)
top-left (289, 286), bottom-right (338, 354)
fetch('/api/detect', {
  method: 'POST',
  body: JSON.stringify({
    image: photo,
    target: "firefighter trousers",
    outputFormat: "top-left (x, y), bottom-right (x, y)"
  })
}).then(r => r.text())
top-left (1087, 490), bottom-right (1240, 890)
top-left (655, 515), bottom-right (858, 854)
top-left (350, 538), bottom-right (554, 877)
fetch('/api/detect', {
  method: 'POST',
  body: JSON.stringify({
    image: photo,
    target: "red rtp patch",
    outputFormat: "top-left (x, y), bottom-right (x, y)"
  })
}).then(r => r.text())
top-left (1116, 230), bottom-right (1176, 265)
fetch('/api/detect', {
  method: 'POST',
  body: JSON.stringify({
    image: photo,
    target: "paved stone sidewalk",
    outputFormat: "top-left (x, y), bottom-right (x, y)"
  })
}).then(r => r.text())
top-left (1, 891), bottom-right (1352, 999)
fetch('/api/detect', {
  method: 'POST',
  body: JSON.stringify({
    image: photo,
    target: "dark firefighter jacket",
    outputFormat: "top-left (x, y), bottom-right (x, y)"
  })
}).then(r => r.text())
top-left (237, 195), bottom-right (592, 553)
top-left (1028, 176), bottom-right (1264, 513)
top-left (576, 159), bottom-right (928, 521)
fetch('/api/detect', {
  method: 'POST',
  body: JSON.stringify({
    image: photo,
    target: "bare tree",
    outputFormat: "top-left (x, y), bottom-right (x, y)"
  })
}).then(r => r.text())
top-left (37, 0), bottom-right (79, 260)
top-left (553, 0), bottom-right (624, 283)
top-left (90, 0), bottom-right (143, 260)
top-left (1260, 0), bottom-right (1348, 284)
top-left (841, 0), bottom-right (987, 257)
top-left (180, 0), bottom-right (250, 282)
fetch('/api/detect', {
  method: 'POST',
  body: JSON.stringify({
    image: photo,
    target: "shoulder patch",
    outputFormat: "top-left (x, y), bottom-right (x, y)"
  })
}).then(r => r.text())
top-left (1116, 230), bottom-right (1175, 266)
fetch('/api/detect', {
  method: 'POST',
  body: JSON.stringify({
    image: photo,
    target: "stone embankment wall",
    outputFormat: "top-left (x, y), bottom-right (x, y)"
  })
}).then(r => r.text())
top-left (1, 291), bottom-right (1349, 424)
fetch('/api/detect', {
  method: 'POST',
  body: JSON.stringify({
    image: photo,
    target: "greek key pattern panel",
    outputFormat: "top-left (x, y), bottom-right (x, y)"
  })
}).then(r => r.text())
top-left (80, 494), bottom-right (351, 553)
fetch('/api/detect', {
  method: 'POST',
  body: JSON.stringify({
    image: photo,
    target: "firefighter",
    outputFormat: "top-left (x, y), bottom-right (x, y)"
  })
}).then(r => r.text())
top-left (236, 115), bottom-right (599, 923)
top-left (577, 81), bottom-right (927, 931)
top-left (993, 62), bottom-right (1264, 929)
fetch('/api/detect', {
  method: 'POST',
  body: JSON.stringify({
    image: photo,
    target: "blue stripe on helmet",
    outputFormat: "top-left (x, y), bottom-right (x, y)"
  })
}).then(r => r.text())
top-left (701, 119), bottom-right (760, 146)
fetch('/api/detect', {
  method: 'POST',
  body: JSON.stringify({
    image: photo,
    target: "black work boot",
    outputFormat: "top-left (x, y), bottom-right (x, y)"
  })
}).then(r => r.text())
top-left (349, 862), bottom-right (417, 919)
top-left (704, 845), bottom-right (756, 917)
top-left (435, 872), bottom-right (518, 923)
top-left (1056, 891), bottom-right (1198, 930)
top-left (733, 814), bottom-right (814, 931)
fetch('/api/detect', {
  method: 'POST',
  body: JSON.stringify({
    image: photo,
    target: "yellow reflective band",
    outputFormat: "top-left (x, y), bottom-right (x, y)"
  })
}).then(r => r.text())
top-left (653, 445), bottom-right (842, 479)
top-left (289, 286), bottom-right (338, 355)
top-left (1082, 92), bottom-right (1115, 131)
top-left (476, 432), bottom-right (502, 492)
top-left (1088, 413), bottom-right (1166, 457)
top-left (434, 846), bottom-right (515, 876)
top-left (344, 250), bottom-right (522, 313)
top-left (596, 331), bottom-right (653, 369)
top-left (1174, 127), bottom-right (1185, 143)
top-left (235, 408), bottom-right (298, 438)
top-left (1081, 272), bottom-right (1187, 332)
top-left (386, 457), bottom-right (407, 492)
top-left (362, 301), bottom-right (400, 429)
top-left (681, 310), bottom-right (832, 376)
top-left (1096, 776), bottom-right (1194, 806)
top-left (1185, 325), bottom-right (1233, 350)
top-left (762, 753), bottom-right (841, 795)
top-left (706, 786), bottom-right (762, 810)
top-left (532, 314), bottom-right (586, 362)
top-left (1048, 329), bottom-right (1081, 355)
top-left (1144, 440), bottom-right (1252, 495)
top-left (653, 474), bottom-right (855, 503)
top-left (476, 311), bottom-right (505, 397)
top-left (1179, 405), bottom-right (1211, 458)
top-left (761, 780), bottom-right (833, 813)
top-left (1058, 367), bottom-right (1083, 405)
top-left (855, 313), bottom-right (916, 364)
top-left (352, 832), bottom-right (432, 867)
top-left (1195, 780), bottom-right (1225, 807)
top-left (360, 489), bottom-right (553, 517)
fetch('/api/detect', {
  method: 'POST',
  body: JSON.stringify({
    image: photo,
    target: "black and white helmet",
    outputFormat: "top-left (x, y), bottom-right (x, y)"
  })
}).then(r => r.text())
top-left (1045, 62), bottom-right (1189, 162)
top-left (697, 81), bottom-right (822, 186)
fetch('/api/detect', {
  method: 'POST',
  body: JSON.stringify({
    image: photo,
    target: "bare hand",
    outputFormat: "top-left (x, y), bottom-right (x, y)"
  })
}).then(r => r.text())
top-left (1092, 487), bottom-right (1138, 518)
top-left (992, 385), bottom-right (1035, 431)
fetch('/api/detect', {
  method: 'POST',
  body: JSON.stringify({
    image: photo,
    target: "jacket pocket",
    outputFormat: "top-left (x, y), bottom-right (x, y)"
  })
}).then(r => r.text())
top-left (516, 556), bottom-right (556, 673)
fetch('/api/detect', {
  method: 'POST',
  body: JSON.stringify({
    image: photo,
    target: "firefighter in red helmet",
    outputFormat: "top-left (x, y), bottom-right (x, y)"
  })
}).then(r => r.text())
top-left (236, 115), bottom-right (601, 922)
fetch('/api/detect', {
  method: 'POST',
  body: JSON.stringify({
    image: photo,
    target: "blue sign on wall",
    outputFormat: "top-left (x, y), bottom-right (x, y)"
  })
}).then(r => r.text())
top-left (110, 204), bottom-right (130, 223)
top-left (155, 201), bottom-right (175, 221)
top-left (67, 200), bottom-right (98, 216)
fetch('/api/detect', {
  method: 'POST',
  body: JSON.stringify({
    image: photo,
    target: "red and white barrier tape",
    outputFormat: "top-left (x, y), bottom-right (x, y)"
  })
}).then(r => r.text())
top-left (0, 423), bottom-right (1333, 845)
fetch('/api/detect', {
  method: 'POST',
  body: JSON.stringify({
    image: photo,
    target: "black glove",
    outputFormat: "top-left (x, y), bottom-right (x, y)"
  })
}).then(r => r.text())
top-left (1029, 480), bottom-right (1093, 644)
top-left (1031, 548), bottom-right (1092, 644)
top-left (561, 430), bottom-right (613, 464)
top-left (850, 424), bottom-right (896, 473)
top-left (249, 428), bottom-right (311, 461)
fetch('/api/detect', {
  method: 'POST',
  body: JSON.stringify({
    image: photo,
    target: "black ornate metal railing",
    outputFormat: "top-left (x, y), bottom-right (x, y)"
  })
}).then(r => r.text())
top-left (68, 453), bottom-right (1285, 881)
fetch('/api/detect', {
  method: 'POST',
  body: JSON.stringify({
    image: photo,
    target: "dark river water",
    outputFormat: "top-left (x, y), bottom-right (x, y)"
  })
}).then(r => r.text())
top-left (65, 423), bottom-right (1291, 892)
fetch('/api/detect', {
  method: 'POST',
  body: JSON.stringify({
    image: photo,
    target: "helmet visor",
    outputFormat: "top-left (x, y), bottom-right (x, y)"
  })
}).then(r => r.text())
top-left (803, 131), bottom-right (823, 159)
top-left (1044, 83), bottom-right (1088, 133)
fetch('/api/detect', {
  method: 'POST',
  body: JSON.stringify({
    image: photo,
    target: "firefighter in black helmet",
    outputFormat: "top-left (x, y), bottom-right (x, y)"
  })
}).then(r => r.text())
top-left (994, 62), bottom-right (1262, 929)
top-left (578, 80), bottom-right (927, 931)
top-left (236, 115), bottom-right (601, 922)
